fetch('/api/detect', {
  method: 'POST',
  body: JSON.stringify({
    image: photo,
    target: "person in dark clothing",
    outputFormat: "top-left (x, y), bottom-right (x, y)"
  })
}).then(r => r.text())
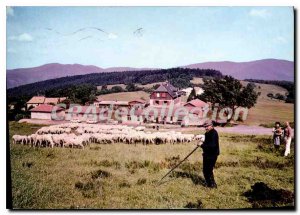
top-left (198, 120), bottom-right (220, 188)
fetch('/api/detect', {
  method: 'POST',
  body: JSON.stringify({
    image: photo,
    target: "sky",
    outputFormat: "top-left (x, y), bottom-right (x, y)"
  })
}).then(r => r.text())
top-left (6, 6), bottom-right (294, 69)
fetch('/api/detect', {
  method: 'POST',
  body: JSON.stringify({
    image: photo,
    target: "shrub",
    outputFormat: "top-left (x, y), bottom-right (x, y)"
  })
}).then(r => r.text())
top-left (22, 161), bottom-right (34, 168)
top-left (74, 181), bottom-right (94, 191)
top-left (119, 181), bottom-right (131, 188)
top-left (184, 200), bottom-right (203, 209)
top-left (267, 93), bottom-right (273, 98)
top-left (148, 162), bottom-right (161, 173)
top-left (164, 156), bottom-right (180, 168)
top-left (137, 178), bottom-right (147, 185)
top-left (15, 114), bottom-right (25, 121)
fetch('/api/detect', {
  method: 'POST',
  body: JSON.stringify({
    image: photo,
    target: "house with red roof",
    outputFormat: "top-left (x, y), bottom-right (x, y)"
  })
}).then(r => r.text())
top-left (26, 96), bottom-right (46, 109)
top-left (184, 99), bottom-right (208, 117)
top-left (29, 104), bottom-right (65, 120)
top-left (26, 96), bottom-right (67, 109)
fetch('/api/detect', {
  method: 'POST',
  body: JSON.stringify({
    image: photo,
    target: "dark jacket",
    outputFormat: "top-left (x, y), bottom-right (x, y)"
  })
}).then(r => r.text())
top-left (201, 128), bottom-right (220, 157)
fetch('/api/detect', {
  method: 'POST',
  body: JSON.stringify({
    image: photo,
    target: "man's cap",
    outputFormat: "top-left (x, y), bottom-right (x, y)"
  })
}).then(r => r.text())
top-left (203, 120), bottom-right (213, 127)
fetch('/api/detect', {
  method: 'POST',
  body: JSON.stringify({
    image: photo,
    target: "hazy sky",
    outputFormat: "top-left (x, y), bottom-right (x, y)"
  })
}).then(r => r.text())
top-left (7, 6), bottom-right (294, 69)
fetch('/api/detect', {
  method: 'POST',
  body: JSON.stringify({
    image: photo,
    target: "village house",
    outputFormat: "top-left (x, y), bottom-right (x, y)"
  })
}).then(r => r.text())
top-left (115, 82), bottom-right (208, 126)
top-left (26, 96), bottom-right (67, 109)
top-left (29, 104), bottom-right (65, 120)
top-left (149, 82), bottom-right (184, 107)
top-left (26, 96), bottom-right (46, 109)
top-left (93, 96), bottom-right (129, 110)
top-left (128, 99), bottom-right (147, 109)
top-left (118, 109), bottom-right (144, 124)
top-left (183, 99), bottom-right (208, 118)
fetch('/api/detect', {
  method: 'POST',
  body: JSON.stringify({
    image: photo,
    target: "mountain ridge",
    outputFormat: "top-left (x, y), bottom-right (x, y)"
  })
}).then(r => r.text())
top-left (7, 59), bottom-right (294, 88)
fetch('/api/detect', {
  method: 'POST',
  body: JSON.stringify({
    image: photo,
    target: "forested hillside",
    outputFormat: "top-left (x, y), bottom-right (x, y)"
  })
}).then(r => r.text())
top-left (7, 68), bottom-right (222, 98)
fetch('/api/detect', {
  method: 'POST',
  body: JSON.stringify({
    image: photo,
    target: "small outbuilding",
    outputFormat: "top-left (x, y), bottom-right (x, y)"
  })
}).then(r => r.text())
top-left (26, 96), bottom-right (46, 109)
top-left (29, 104), bottom-right (65, 120)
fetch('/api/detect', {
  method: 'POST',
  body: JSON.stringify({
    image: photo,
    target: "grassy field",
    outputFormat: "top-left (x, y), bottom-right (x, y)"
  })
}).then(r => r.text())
top-left (9, 122), bottom-right (294, 209)
top-left (191, 77), bottom-right (204, 85)
top-left (241, 81), bottom-right (294, 126)
top-left (98, 91), bottom-right (150, 102)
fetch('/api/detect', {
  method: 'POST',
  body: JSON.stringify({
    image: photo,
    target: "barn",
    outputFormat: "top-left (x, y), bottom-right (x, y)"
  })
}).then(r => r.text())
top-left (30, 104), bottom-right (65, 120)
top-left (26, 96), bottom-right (67, 109)
top-left (184, 99), bottom-right (208, 117)
top-left (26, 96), bottom-right (46, 109)
top-left (128, 99), bottom-right (147, 109)
top-left (94, 100), bottom-right (129, 110)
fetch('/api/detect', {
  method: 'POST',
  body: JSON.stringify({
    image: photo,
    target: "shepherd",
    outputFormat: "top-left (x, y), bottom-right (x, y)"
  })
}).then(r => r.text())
top-left (198, 120), bottom-right (220, 188)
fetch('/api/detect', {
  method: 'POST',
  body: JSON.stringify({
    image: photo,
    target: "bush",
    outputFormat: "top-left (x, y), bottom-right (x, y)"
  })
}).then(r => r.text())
top-left (275, 93), bottom-right (286, 101)
top-left (267, 93), bottom-right (273, 98)
top-left (74, 181), bottom-right (94, 191)
top-left (119, 181), bottom-right (131, 188)
top-left (184, 200), bottom-right (203, 209)
top-left (136, 178), bottom-right (147, 185)
top-left (111, 86), bottom-right (124, 93)
top-left (15, 114), bottom-right (25, 121)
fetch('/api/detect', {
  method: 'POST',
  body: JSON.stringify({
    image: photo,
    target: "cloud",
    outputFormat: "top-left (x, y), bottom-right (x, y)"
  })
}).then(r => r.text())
top-left (7, 6), bottom-right (14, 17)
top-left (249, 9), bottom-right (270, 18)
top-left (8, 33), bottom-right (34, 42)
top-left (108, 33), bottom-right (118, 39)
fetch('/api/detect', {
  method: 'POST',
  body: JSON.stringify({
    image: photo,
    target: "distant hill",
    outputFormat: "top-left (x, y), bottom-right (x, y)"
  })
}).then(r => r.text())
top-left (6, 63), bottom-right (154, 89)
top-left (6, 59), bottom-right (294, 88)
top-left (182, 59), bottom-right (294, 82)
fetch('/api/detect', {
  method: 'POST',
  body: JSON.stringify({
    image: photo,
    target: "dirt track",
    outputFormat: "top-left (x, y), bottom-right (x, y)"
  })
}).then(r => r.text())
top-left (173, 125), bottom-right (294, 136)
top-left (215, 125), bottom-right (276, 135)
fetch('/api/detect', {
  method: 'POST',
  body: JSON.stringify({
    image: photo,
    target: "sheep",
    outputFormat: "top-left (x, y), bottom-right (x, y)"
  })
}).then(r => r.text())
top-left (135, 126), bottom-right (146, 131)
top-left (27, 134), bottom-right (37, 146)
top-left (13, 122), bottom-right (199, 150)
top-left (195, 134), bottom-right (205, 142)
top-left (12, 135), bottom-right (26, 144)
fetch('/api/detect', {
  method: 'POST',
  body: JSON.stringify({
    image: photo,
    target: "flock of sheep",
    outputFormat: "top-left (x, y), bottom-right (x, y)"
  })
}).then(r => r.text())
top-left (12, 123), bottom-right (202, 149)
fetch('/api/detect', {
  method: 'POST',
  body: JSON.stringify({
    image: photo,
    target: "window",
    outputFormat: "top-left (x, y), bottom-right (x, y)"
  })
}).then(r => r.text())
top-left (156, 93), bottom-right (160, 97)
top-left (155, 100), bottom-right (160, 105)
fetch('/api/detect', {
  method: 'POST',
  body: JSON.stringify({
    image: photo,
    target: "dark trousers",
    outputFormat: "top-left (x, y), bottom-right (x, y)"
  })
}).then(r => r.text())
top-left (203, 155), bottom-right (218, 187)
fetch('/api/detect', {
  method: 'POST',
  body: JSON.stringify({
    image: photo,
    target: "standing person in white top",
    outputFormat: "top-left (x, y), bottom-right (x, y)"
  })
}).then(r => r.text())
top-left (284, 121), bottom-right (293, 157)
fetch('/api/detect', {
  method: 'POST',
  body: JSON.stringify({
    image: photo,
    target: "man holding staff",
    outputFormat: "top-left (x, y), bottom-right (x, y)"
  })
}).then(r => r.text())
top-left (198, 120), bottom-right (220, 188)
